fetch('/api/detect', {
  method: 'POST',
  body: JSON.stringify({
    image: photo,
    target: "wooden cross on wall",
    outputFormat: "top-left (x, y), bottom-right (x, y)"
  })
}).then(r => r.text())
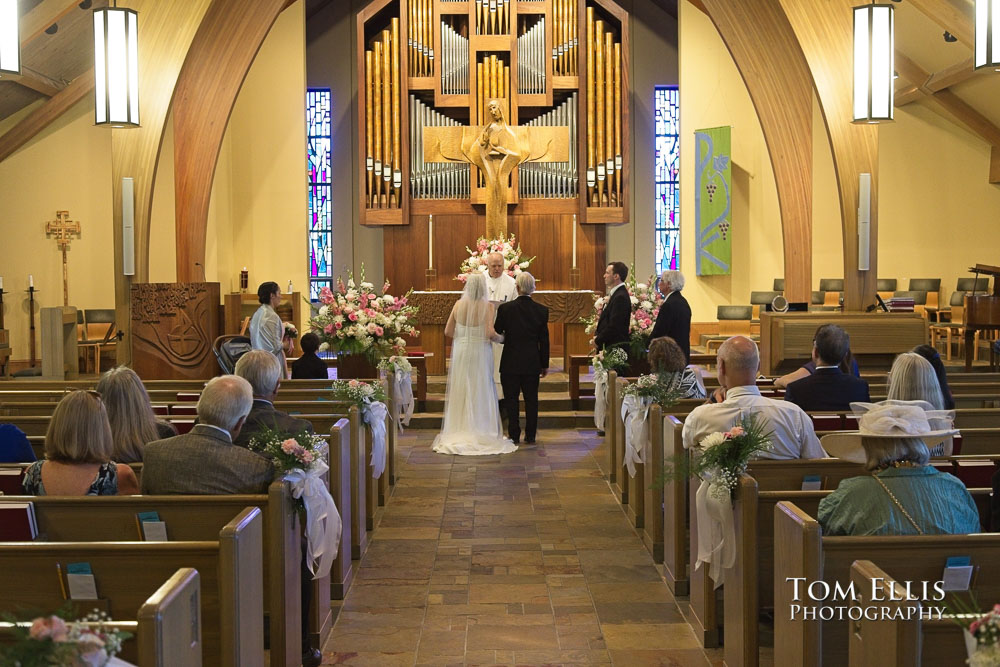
top-left (45, 210), bottom-right (81, 306)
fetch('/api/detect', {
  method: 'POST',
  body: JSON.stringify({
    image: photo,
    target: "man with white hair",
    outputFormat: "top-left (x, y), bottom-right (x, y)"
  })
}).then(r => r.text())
top-left (140, 375), bottom-right (274, 494)
top-left (233, 350), bottom-right (314, 449)
top-left (650, 269), bottom-right (692, 364)
top-left (494, 272), bottom-right (550, 445)
top-left (486, 251), bottom-right (518, 400)
top-left (682, 336), bottom-right (825, 460)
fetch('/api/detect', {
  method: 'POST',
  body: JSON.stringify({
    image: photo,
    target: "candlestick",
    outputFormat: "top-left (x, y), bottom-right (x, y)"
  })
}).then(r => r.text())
top-left (240, 267), bottom-right (248, 292)
top-left (572, 215), bottom-right (577, 269)
top-left (424, 267), bottom-right (437, 291)
top-left (28, 274), bottom-right (33, 288)
top-left (428, 215), bottom-right (434, 269)
top-left (0, 276), bottom-right (3, 290)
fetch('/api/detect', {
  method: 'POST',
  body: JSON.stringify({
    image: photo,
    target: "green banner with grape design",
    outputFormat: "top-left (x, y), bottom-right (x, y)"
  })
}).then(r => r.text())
top-left (694, 126), bottom-right (732, 276)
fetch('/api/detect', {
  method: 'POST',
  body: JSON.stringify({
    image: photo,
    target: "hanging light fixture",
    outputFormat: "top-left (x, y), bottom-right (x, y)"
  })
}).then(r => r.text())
top-left (93, 2), bottom-right (139, 127)
top-left (853, 3), bottom-right (895, 123)
top-left (975, 0), bottom-right (999, 70)
top-left (0, 0), bottom-right (19, 76)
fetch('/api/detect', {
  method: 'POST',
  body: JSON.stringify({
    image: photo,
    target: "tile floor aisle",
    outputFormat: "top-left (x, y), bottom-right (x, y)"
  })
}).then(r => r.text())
top-left (323, 428), bottom-right (721, 666)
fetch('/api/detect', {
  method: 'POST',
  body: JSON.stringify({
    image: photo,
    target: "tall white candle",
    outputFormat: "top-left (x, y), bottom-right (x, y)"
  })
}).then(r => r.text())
top-left (571, 215), bottom-right (577, 269)
top-left (0, 276), bottom-right (4, 290)
top-left (28, 274), bottom-right (33, 288)
top-left (428, 215), bottom-right (434, 269)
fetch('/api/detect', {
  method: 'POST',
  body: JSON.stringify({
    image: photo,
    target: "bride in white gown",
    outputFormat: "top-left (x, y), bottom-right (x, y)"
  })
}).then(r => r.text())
top-left (432, 273), bottom-right (517, 455)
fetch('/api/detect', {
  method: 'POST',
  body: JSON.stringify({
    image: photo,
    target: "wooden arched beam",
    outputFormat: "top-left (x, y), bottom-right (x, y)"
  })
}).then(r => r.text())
top-left (699, 0), bottom-right (814, 303)
top-left (780, 0), bottom-right (880, 311)
top-left (111, 0), bottom-right (214, 364)
top-left (172, 0), bottom-right (290, 283)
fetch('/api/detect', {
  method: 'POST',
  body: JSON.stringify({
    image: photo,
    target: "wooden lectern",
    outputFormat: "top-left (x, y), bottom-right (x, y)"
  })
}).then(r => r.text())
top-left (963, 264), bottom-right (1000, 371)
top-left (40, 306), bottom-right (79, 380)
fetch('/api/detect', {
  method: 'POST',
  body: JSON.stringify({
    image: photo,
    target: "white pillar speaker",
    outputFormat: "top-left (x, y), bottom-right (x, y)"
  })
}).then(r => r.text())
top-left (857, 173), bottom-right (871, 271)
top-left (122, 177), bottom-right (135, 276)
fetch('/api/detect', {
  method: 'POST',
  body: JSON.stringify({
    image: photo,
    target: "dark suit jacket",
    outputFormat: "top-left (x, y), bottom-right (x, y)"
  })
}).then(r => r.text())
top-left (234, 399), bottom-right (315, 449)
top-left (494, 295), bottom-right (550, 374)
top-left (140, 424), bottom-right (274, 495)
top-left (650, 290), bottom-right (692, 363)
top-left (783, 367), bottom-right (871, 412)
top-left (593, 284), bottom-right (631, 352)
top-left (291, 353), bottom-right (329, 379)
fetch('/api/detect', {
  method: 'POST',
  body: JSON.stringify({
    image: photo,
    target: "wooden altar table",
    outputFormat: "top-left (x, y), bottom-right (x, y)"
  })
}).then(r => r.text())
top-left (410, 290), bottom-right (596, 375)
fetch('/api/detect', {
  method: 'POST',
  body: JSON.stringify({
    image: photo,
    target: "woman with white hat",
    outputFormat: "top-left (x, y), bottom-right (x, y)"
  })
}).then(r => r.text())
top-left (818, 400), bottom-right (980, 536)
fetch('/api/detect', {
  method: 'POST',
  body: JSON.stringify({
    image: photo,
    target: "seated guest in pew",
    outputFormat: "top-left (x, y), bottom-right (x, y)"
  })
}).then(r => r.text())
top-left (233, 350), bottom-right (315, 450)
top-left (911, 344), bottom-right (956, 410)
top-left (96, 366), bottom-right (178, 463)
top-left (783, 324), bottom-right (870, 411)
top-left (647, 336), bottom-right (705, 399)
top-left (22, 390), bottom-right (140, 496)
top-left (0, 423), bottom-right (35, 463)
top-left (141, 376), bottom-right (274, 495)
top-left (774, 325), bottom-right (860, 389)
top-left (820, 401), bottom-right (979, 536)
top-left (290, 332), bottom-right (330, 380)
top-left (887, 352), bottom-right (953, 454)
top-left (684, 336), bottom-right (826, 459)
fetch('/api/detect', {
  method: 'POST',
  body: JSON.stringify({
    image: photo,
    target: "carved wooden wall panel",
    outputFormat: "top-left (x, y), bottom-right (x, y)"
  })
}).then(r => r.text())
top-left (130, 282), bottom-right (220, 380)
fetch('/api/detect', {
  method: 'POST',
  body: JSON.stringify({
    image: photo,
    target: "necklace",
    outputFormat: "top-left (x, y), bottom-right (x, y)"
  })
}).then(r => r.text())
top-left (874, 460), bottom-right (922, 472)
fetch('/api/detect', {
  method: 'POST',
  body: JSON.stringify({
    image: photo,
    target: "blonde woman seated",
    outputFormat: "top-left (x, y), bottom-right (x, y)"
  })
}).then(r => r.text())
top-left (818, 401), bottom-right (979, 536)
top-left (96, 366), bottom-right (178, 463)
top-left (647, 336), bottom-right (706, 399)
top-left (886, 352), bottom-right (952, 455)
top-left (21, 390), bottom-right (140, 496)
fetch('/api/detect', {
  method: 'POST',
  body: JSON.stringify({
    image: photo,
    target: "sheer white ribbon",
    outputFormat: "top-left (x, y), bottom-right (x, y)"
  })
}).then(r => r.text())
top-left (393, 369), bottom-right (414, 430)
top-left (284, 458), bottom-right (342, 579)
top-left (594, 368), bottom-right (608, 431)
top-left (362, 400), bottom-right (388, 479)
top-left (694, 471), bottom-right (736, 588)
top-left (621, 394), bottom-right (653, 478)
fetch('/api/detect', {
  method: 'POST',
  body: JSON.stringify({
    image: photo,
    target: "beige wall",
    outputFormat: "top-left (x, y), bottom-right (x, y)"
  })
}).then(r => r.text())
top-left (0, 99), bottom-right (114, 361)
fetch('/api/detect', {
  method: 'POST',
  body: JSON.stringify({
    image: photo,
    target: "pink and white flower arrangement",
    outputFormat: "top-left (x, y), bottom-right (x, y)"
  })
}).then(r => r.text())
top-left (582, 265), bottom-right (665, 357)
top-left (249, 428), bottom-right (329, 479)
top-left (2, 610), bottom-right (130, 667)
top-left (456, 234), bottom-right (535, 283)
top-left (331, 378), bottom-right (388, 407)
top-left (310, 266), bottom-right (419, 361)
top-left (283, 322), bottom-right (298, 339)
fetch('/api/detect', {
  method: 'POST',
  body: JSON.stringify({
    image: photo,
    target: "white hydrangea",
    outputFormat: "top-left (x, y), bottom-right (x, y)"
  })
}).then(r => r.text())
top-left (630, 296), bottom-right (639, 306)
top-left (319, 305), bottom-right (330, 317)
top-left (641, 300), bottom-right (653, 311)
top-left (383, 294), bottom-right (395, 304)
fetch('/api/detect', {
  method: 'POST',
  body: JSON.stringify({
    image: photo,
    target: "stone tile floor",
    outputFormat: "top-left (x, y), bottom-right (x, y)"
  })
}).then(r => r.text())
top-left (321, 427), bottom-right (738, 666)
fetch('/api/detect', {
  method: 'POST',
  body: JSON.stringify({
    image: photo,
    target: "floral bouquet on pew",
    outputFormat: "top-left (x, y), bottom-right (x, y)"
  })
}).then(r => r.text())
top-left (0, 609), bottom-right (131, 667)
top-left (661, 414), bottom-right (773, 586)
top-left (249, 428), bottom-right (341, 578)
top-left (378, 356), bottom-right (415, 431)
top-left (592, 346), bottom-right (629, 431)
top-left (332, 379), bottom-right (390, 480)
top-left (456, 234), bottom-right (535, 282)
top-left (944, 595), bottom-right (1000, 666)
top-left (619, 374), bottom-right (684, 479)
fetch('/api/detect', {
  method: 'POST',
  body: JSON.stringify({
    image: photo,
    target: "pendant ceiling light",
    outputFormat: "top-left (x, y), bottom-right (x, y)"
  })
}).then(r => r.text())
top-left (94, 2), bottom-right (139, 127)
top-left (976, 0), bottom-right (999, 70)
top-left (853, 3), bottom-right (895, 123)
top-left (0, 0), bottom-right (19, 76)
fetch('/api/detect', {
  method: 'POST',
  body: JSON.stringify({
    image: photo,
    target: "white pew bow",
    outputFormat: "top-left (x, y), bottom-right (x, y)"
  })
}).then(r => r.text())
top-left (594, 368), bottom-right (608, 431)
top-left (694, 472), bottom-right (736, 588)
top-left (620, 394), bottom-right (652, 478)
top-left (394, 369), bottom-right (414, 430)
top-left (362, 400), bottom-right (389, 479)
top-left (284, 458), bottom-right (342, 579)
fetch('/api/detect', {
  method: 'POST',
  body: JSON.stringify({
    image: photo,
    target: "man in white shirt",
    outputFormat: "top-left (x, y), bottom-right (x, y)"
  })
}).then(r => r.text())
top-left (682, 336), bottom-right (826, 459)
top-left (485, 252), bottom-right (518, 399)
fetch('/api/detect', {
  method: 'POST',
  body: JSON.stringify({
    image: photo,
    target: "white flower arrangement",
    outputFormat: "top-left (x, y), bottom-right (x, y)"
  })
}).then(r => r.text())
top-left (456, 234), bottom-right (536, 282)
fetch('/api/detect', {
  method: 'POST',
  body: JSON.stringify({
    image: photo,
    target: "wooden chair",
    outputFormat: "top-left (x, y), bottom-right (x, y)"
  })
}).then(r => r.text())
top-left (750, 291), bottom-right (781, 320)
top-left (773, 278), bottom-right (785, 292)
top-left (908, 278), bottom-right (941, 311)
top-left (81, 309), bottom-right (117, 375)
top-left (957, 277), bottom-right (991, 293)
top-left (705, 306), bottom-right (754, 352)
top-left (818, 279), bottom-right (843, 307)
top-left (931, 291), bottom-right (979, 361)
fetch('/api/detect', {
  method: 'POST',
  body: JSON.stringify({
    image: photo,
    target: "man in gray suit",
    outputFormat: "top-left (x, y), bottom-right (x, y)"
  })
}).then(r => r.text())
top-left (141, 375), bottom-right (274, 495)
top-left (233, 350), bottom-right (314, 450)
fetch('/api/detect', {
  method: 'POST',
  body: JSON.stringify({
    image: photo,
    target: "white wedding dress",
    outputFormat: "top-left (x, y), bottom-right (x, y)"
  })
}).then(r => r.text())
top-left (432, 304), bottom-right (517, 456)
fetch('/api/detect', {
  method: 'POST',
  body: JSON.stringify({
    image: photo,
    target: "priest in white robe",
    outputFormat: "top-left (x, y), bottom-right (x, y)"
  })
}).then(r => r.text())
top-left (486, 252), bottom-right (518, 399)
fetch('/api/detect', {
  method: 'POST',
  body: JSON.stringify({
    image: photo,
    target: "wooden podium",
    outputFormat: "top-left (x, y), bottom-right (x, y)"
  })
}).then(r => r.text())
top-left (40, 306), bottom-right (79, 380)
top-left (759, 311), bottom-right (927, 375)
top-left (131, 283), bottom-right (221, 380)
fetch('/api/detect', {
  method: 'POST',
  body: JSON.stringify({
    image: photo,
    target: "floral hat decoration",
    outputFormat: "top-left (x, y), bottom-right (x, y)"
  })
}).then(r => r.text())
top-left (820, 400), bottom-right (958, 464)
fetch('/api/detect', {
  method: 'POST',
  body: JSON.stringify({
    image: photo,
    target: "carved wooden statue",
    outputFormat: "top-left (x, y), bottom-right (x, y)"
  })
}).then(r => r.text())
top-left (423, 99), bottom-right (569, 238)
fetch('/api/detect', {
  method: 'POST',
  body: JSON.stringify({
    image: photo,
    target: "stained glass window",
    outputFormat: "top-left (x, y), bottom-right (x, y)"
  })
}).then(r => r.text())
top-left (307, 89), bottom-right (333, 301)
top-left (654, 86), bottom-right (680, 273)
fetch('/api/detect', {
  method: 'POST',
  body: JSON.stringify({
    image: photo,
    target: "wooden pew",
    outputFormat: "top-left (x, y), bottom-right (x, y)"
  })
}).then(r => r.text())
top-left (774, 501), bottom-right (1000, 666)
top-left (604, 371), bottom-right (621, 485)
top-left (0, 507), bottom-right (263, 666)
top-left (661, 415), bottom-right (688, 596)
top-left (2, 485), bottom-right (300, 665)
top-left (847, 560), bottom-right (923, 667)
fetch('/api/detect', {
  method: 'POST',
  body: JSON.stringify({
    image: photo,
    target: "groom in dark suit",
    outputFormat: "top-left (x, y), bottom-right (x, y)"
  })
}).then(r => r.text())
top-left (494, 272), bottom-right (549, 445)
top-left (593, 261), bottom-right (631, 357)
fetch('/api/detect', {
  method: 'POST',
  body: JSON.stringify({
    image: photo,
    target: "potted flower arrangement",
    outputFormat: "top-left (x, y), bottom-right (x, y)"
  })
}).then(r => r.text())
top-left (0, 610), bottom-right (131, 667)
top-left (582, 264), bottom-right (664, 370)
top-left (248, 429), bottom-right (341, 577)
top-left (310, 267), bottom-right (419, 378)
top-left (456, 234), bottom-right (535, 282)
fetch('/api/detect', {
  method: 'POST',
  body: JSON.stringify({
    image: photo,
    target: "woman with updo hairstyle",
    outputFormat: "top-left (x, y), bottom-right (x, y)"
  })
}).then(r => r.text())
top-left (21, 390), bottom-right (139, 496)
top-left (96, 366), bottom-right (177, 463)
top-left (647, 336), bottom-right (706, 399)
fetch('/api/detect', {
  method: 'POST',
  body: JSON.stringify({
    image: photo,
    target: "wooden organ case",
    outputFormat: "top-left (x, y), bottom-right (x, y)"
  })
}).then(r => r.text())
top-left (357, 0), bottom-right (630, 296)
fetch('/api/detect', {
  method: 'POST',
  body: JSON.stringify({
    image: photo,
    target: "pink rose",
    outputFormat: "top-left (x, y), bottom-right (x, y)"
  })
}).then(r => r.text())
top-left (367, 323), bottom-right (378, 334)
top-left (281, 439), bottom-right (298, 454)
top-left (319, 287), bottom-right (335, 305)
top-left (301, 450), bottom-right (315, 464)
top-left (334, 321), bottom-right (342, 329)
top-left (348, 379), bottom-right (360, 388)
top-left (375, 326), bottom-right (384, 336)
top-left (29, 616), bottom-right (69, 642)
top-left (324, 324), bottom-right (335, 334)
top-left (348, 313), bottom-right (358, 322)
